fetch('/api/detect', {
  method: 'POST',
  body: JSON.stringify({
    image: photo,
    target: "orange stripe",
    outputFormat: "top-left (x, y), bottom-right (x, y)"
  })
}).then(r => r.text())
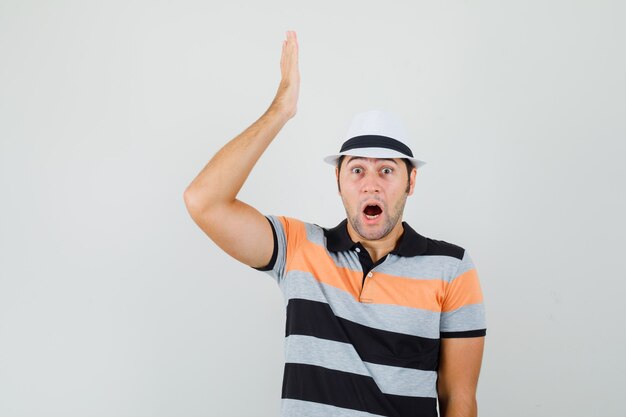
top-left (280, 216), bottom-right (306, 272)
top-left (287, 235), bottom-right (363, 301)
top-left (281, 217), bottom-right (482, 312)
top-left (440, 268), bottom-right (484, 312)
top-left (363, 273), bottom-right (446, 311)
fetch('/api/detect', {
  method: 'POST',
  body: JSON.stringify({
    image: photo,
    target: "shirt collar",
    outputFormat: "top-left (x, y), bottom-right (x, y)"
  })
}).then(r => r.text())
top-left (323, 219), bottom-right (428, 257)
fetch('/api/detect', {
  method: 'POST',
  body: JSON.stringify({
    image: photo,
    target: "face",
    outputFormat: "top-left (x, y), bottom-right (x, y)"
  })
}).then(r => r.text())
top-left (336, 157), bottom-right (416, 241)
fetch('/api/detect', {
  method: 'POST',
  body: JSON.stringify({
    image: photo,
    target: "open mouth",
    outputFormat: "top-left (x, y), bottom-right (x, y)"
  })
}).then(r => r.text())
top-left (363, 203), bottom-right (383, 220)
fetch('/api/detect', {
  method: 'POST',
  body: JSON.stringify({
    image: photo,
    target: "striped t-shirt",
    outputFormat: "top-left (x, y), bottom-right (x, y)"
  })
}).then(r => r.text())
top-left (256, 215), bottom-right (486, 417)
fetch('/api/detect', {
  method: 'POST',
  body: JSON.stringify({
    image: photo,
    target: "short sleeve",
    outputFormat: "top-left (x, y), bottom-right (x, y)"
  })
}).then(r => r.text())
top-left (251, 215), bottom-right (303, 285)
top-left (439, 250), bottom-right (487, 338)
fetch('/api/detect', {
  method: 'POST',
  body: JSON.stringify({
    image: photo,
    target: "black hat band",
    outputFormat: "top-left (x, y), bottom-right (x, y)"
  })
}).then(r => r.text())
top-left (340, 135), bottom-right (414, 157)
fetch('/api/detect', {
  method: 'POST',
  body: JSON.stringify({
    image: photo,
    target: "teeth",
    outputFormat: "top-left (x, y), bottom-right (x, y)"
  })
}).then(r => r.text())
top-left (365, 214), bottom-right (379, 219)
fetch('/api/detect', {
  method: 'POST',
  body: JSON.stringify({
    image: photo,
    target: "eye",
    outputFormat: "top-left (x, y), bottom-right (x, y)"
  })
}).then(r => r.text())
top-left (351, 167), bottom-right (363, 174)
top-left (381, 167), bottom-right (393, 174)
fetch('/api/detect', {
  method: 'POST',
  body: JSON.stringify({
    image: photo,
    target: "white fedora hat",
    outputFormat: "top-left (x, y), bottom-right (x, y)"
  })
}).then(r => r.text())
top-left (323, 110), bottom-right (427, 169)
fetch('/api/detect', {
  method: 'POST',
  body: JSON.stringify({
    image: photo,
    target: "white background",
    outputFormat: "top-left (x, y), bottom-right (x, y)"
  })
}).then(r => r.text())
top-left (1, 1), bottom-right (624, 416)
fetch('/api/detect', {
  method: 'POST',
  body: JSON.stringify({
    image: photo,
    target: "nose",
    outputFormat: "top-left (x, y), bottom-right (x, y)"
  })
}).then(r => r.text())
top-left (361, 171), bottom-right (381, 194)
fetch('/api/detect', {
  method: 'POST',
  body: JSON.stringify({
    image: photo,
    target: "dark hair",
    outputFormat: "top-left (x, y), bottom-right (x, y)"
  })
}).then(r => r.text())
top-left (336, 155), bottom-right (414, 192)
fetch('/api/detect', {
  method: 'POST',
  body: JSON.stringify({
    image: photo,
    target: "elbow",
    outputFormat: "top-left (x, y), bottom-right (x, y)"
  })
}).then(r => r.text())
top-left (183, 186), bottom-right (226, 221)
top-left (437, 389), bottom-right (477, 417)
top-left (437, 383), bottom-right (477, 402)
top-left (183, 186), bottom-right (193, 207)
top-left (183, 186), bottom-right (203, 216)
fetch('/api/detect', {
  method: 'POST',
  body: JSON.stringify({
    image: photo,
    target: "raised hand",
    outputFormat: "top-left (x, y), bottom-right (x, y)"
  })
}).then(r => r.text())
top-left (271, 30), bottom-right (300, 120)
top-left (184, 31), bottom-right (302, 271)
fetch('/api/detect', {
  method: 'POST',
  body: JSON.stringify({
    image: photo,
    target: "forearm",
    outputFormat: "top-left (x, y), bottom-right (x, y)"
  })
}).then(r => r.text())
top-left (185, 30), bottom-right (299, 214)
top-left (437, 337), bottom-right (484, 417)
top-left (184, 105), bottom-right (290, 212)
top-left (181, 31), bottom-right (298, 268)
top-left (438, 395), bottom-right (477, 417)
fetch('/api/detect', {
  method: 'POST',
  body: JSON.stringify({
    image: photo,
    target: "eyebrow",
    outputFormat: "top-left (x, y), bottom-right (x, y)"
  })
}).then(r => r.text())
top-left (346, 157), bottom-right (398, 165)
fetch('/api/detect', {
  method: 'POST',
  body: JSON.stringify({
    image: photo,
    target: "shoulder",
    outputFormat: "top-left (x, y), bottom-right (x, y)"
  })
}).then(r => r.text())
top-left (423, 237), bottom-right (466, 261)
top-left (267, 215), bottom-right (324, 242)
top-left (266, 215), bottom-right (308, 230)
top-left (401, 221), bottom-right (466, 261)
top-left (421, 236), bottom-right (477, 281)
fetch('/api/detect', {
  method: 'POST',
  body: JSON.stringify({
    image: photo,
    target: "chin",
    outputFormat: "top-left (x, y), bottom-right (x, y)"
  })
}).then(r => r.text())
top-left (353, 218), bottom-right (394, 241)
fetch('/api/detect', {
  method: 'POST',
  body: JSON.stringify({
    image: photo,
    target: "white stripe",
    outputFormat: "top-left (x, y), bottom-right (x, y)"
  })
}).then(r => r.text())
top-left (281, 398), bottom-right (387, 417)
top-left (285, 334), bottom-right (438, 398)
top-left (282, 270), bottom-right (442, 338)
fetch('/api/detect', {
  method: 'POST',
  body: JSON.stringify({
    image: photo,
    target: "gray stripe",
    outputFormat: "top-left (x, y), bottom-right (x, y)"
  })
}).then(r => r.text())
top-left (303, 221), bottom-right (468, 282)
top-left (455, 251), bottom-right (476, 277)
top-left (326, 248), bottom-right (364, 273)
top-left (363, 361), bottom-right (437, 398)
top-left (268, 218), bottom-right (484, 335)
top-left (285, 334), bottom-right (369, 376)
top-left (440, 303), bottom-right (486, 332)
top-left (375, 254), bottom-right (461, 282)
top-left (373, 252), bottom-right (478, 283)
top-left (267, 216), bottom-right (362, 278)
top-left (304, 221), bottom-right (326, 246)
top-left (265, 215), bottom-right (288, 284)
top-left (268, 218), bottom-right (477, 285)
top-left (282, 270), bottom-right (441, 339)
top-left (281, 398), bottom-right (386, 417)
top-left (285, 334), bottom-right (437, 398)
top-left (285, 220), bottom-right (470, 283)
top-left (323, 238), bottom-right (466, 283)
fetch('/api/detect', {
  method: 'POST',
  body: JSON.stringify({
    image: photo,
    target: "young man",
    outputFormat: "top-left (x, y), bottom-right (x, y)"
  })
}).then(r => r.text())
top-left (184, 31), bottom-right (486, 417)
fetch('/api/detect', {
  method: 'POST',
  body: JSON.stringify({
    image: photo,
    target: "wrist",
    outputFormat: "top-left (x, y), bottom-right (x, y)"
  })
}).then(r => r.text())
top-left (265, 103), bottom-right (294, 123)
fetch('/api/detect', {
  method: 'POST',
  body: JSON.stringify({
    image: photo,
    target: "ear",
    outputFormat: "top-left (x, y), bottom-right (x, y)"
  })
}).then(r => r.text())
top-left (335, 166), bottom-right (341, 195)
top-left (407, 167), bottom-right (417, 196)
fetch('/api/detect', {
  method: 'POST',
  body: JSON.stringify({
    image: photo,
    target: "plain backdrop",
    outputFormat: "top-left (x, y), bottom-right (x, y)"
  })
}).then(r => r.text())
top-left (1, 1), bottom-right (625, 416)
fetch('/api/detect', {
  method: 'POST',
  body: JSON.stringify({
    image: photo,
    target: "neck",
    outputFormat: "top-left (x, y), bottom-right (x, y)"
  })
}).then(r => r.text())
top-left (346, 220), bottom-right (405, 263)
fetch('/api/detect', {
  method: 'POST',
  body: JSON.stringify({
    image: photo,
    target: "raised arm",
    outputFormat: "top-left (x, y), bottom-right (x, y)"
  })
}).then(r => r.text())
top-left (183, 31), bottom-right (300, 268)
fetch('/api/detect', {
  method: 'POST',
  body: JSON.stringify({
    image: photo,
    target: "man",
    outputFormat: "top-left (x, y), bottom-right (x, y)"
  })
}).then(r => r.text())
top-left (184, 31), bottom-right (486, 417)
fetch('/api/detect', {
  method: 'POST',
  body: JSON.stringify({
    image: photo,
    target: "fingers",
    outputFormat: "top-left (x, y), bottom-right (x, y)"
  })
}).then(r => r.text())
top-left (274, 31), bottom-right (300, 118)
top-left (280, 30), bottom-right (298, 67)
top-left (279, 30), bottom-right (299, 82)
top-left (283, 30), bottom-right (298, 49)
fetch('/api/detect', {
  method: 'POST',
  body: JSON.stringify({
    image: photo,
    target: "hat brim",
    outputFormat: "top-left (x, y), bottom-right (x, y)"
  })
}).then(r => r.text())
top-left (323, 147), bottom-right (427, 169)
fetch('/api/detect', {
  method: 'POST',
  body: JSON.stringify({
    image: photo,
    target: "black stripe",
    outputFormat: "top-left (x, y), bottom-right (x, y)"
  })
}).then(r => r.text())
top-left (440, 329), bottom-right (486, 338)
top-left (285, 298), bottom-right (440, 371)
top-left (424, 239), bottom-right (465, 260)
top-left (282, 363), bottom-right (437, 417)
top-left (340, 135), bottom-right (414, 157)
top-left (252, 216), bottom-right (278, 271)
